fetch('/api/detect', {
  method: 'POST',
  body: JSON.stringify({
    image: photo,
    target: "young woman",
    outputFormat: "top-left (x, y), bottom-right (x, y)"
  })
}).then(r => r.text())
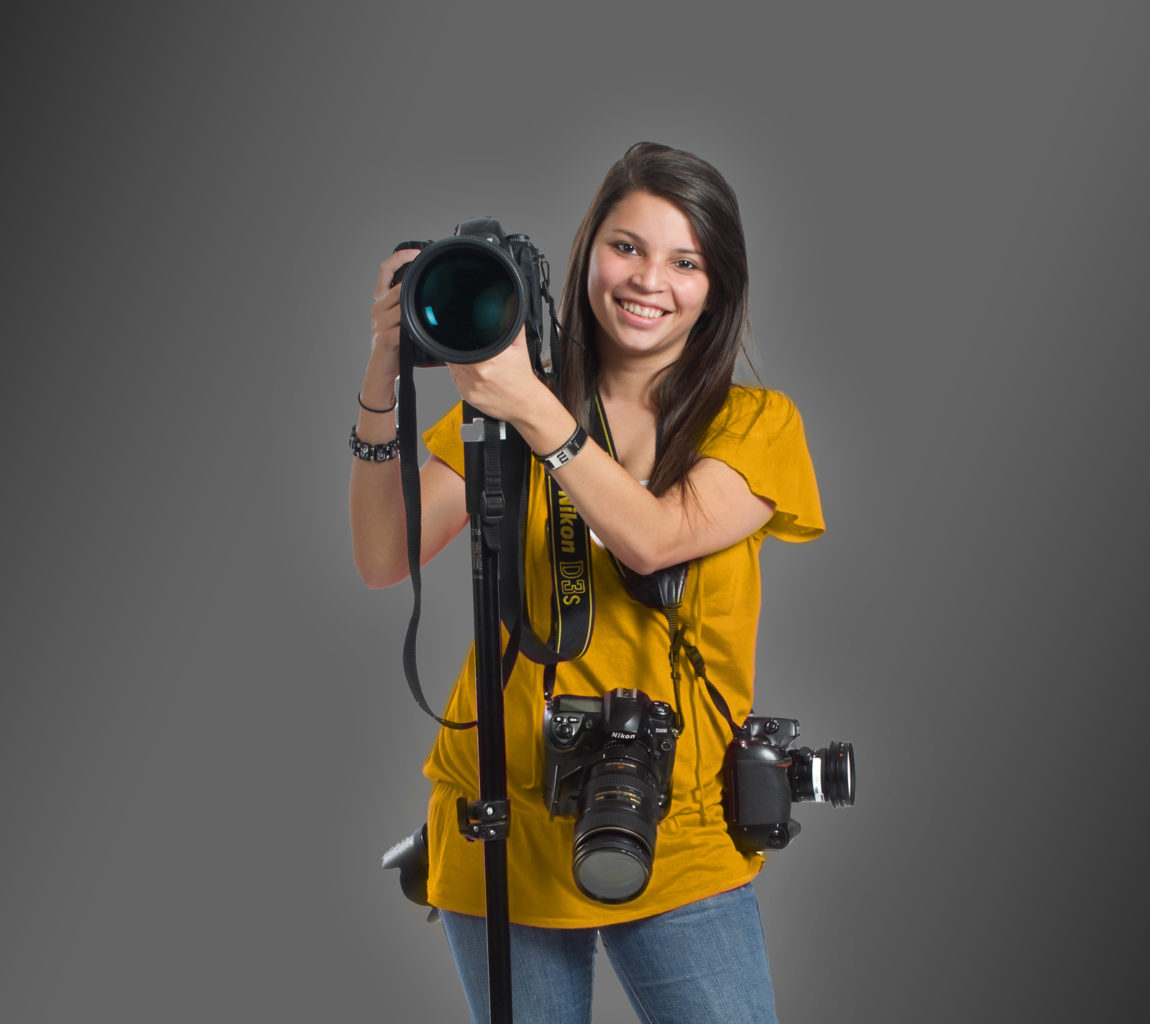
top-left (350, 142), bottom-right (824, 1023)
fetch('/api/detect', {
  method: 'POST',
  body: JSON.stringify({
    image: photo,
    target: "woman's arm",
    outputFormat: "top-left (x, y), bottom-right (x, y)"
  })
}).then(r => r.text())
top-left (349, 250), bottom-right (468, 588)
top-left (543, 430), bottom-right (775, 576)
top-left (447, 337), bottom-right (775, 576)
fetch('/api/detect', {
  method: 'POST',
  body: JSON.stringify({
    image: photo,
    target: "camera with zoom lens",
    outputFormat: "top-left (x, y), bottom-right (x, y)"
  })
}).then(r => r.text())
top-left (391, 218), bottom-right (549, 368)
top-left (723, 715), bottom-right (854, 852)
top-left (543, 688), bottom-right (678, 905)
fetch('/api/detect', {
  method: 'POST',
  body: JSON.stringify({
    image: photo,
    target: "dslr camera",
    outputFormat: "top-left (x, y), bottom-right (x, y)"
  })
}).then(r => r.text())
top-left (391, 218), bottom-right (550, 369)
top-left (723, 715), bottom-right (854, 852)
top-left (542, 688), bottom-right (678, 904)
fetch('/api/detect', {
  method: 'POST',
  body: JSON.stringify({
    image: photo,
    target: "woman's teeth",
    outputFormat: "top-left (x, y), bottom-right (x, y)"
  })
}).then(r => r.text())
top-left (619, 300), bottom-right (665, 319)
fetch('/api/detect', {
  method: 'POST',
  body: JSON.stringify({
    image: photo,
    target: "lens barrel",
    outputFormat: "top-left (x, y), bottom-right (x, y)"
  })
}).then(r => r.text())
top-left (398, 236), bottom-right (527, 365)
top-left (789, 741), bottom-right (855, 806)
top-left (571, 757), bottom-right (661, 903)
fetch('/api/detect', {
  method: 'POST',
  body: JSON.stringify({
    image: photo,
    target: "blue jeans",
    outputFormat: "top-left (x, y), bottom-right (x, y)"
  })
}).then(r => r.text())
top-left (440, 883), bottom-right (778, 1024)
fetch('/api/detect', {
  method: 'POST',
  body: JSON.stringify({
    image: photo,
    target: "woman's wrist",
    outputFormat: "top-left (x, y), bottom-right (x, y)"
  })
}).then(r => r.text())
top-left (354, 379), bottom-right (399, 444)
top-left (360, 355), bottom-right (399, 415)
top-left (512, 384), bottom-right (579, 459)
top-left (364, 343), bottom-right (400, 384)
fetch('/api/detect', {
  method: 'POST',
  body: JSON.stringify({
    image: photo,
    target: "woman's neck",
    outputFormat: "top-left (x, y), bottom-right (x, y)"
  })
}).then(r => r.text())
top-left (595, 351), bottom-right (670, 413)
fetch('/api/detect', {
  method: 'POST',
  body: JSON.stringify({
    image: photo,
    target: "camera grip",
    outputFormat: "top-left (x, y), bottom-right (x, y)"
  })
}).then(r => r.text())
top-left (390, 241), bottom-right (431, 286)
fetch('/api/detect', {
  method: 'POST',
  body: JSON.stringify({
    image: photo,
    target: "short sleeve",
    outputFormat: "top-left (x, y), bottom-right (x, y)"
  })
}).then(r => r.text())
top-left (422, 401), bottom-right (466, 477)
top-left (699, 387), bottom-right (825, 542)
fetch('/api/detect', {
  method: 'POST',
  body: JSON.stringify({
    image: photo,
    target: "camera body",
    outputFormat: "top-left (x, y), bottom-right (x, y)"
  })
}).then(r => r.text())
top-left (723, 715), bottom-right (855, 852)
top-left (392, 218), bottom-right (548, 368)
top-left (542, 688), bottom-right (678, 904)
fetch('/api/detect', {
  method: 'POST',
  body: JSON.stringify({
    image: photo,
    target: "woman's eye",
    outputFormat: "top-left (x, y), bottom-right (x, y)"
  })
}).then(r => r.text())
top-left (675, 259), bottom-right (700, 271)
top-left (613, 242), bottom-right (637, 255)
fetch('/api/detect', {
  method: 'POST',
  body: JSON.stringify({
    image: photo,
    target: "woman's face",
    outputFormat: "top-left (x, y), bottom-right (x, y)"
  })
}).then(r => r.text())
top-left (586, 190), bottom-right (710, 368)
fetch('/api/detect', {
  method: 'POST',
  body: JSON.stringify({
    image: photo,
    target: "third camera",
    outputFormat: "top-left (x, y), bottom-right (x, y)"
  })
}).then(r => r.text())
top-left (723, 715), bottom-right (854, 852)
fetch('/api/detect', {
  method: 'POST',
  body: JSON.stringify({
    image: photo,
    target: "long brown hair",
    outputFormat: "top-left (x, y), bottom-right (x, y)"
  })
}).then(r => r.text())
top-left (557, 142), bottom-right (753, 497)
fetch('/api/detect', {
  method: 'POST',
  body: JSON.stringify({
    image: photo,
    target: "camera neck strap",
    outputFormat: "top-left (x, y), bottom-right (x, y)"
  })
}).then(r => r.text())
top-left (495, 444), bottom-right (595, 680)
top-left (588, 393), bottom-right (743, 739)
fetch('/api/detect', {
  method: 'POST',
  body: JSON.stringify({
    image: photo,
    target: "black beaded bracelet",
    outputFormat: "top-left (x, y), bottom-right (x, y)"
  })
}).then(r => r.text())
top-left (349, 425), bottom-right (400, 463)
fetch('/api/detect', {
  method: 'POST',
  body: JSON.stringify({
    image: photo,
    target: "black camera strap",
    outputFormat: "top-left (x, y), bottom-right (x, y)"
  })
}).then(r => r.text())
top-left (395, 356), bottom-right (590, 726)
top-left (499, 470), bottom-right (596, 671)
top-left (395, 349), bottom-right (737, 738)
top-left (671, 626), bottom-right (744, 738)
top-left (397, 337), bottom-right (477, 730)
top-left (493, 391), bottom-right (690, 721)
top-left (560, 395), bottom-right (694, 725)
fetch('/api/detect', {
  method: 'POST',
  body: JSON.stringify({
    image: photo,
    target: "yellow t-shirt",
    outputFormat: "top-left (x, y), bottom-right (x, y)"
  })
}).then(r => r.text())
top-left (421, 386), bottom-right (824, 926)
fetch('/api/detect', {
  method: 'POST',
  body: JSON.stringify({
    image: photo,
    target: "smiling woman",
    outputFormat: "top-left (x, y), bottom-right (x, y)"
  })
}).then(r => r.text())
top-left (586, 191), bottom-right (712, 369)
top-left (349, 142), bottom-right (825, 1023)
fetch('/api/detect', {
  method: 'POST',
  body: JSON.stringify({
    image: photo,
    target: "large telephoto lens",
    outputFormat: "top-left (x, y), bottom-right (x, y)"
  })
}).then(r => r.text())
top-left (790, 741), bottom-right (855, 807)
top-left (571, 756), bottom-right (662, 904)
top-left (399, 237), bottom-right (526, 364)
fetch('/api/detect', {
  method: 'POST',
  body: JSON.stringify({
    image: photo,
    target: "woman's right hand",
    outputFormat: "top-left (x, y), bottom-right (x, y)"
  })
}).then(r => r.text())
top-left (352, 246), bottom-right (469, 589)
top-left (368, 247), bottom-right (422, 366)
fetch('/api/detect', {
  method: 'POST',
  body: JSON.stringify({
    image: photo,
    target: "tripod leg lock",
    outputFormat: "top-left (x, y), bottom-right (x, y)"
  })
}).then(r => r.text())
top-left (456, 796), bottom-right (511, 841)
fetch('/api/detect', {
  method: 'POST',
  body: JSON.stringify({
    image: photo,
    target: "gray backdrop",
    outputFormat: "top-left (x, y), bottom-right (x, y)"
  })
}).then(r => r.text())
top-left (3, 2), bottom-right (1146, 1021)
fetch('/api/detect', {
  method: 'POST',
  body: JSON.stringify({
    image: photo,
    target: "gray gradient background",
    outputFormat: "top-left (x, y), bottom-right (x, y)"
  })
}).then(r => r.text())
top-left (2, 2), bottom-right (1147, 1021)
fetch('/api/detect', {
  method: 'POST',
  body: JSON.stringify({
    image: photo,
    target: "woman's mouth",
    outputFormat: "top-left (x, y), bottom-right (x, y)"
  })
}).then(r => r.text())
top-left (617, 299), bottom-right (667, 320)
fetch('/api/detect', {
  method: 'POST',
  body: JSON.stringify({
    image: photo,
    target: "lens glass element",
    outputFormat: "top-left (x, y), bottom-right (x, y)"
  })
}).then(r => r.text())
top-left (573, 836), bottom-right (650, 904)
top-left (571, 758), bottom-right (660, 903)
top-left (412, 251), bottom-right (518, 353)
top-left (822, 740), bottom-right (855, 806)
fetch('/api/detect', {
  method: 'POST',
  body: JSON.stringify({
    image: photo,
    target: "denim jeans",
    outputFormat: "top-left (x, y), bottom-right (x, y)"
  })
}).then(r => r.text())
top-left (440, 883), bottom-right (778, 1024)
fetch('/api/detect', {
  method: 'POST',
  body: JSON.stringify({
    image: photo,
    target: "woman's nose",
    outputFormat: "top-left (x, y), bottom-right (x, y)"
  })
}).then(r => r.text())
top-left (631, 259), bottom-right (665, 293)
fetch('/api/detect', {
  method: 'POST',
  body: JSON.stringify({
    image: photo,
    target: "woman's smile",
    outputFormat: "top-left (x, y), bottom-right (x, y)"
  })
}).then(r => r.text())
top-left (618, 298), bottom-right (668, 319)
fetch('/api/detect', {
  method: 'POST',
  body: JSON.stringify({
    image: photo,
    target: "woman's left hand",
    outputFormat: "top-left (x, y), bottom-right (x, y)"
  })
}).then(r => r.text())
top-left (445, 327), bottom-right (549, 426)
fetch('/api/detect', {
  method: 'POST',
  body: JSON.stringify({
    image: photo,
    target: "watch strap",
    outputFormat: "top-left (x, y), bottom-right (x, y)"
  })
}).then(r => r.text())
top-left (535, 424), bottom-right (588, 471)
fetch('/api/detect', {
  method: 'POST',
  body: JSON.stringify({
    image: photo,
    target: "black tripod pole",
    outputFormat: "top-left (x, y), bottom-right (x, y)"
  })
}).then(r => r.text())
top-left (459, 403), bottom-right (515, 1024)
